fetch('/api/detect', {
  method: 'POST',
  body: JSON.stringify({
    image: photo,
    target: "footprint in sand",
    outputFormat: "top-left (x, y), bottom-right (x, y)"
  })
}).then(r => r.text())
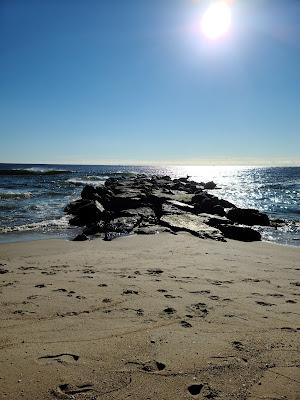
top-left (147, 268), bottom-right (163, 275)
top-left (122, 289), bottom-right (139, 295)
top-left (189, 290), bottom-right (211, 295)
top-left (280, 327), bottom-right (297, 332)
top-left (256, 301), bottom-right (275, 307)
top-left (38, 353), bottom-right (79, 365)
top-left (126, 360), bottom-right (166, 372)
top-left (232, 340), bottom-right (244, 350)
top-left (290, 281), bottom-right (300, 287)
top-left (163, 307), bottom-right (176, 315)
top-left (187, 384), bottom-right (219, 398)
top-left (164, 294), bottom-right (179, 299)
top-left (52, 383), bottom-right (94, 398)
top-left (187, 303), bottom-right (209, 317)
top-left (188, 384), bottom-right (203, 395)
top-left (41, 271), bottom-right (56, 275)
top-left (180, 320), bottom-right (192, 328)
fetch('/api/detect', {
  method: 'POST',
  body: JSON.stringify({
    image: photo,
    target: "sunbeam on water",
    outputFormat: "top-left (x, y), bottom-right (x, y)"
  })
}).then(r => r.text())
top-left (0, 164), bottom-right (299, 245)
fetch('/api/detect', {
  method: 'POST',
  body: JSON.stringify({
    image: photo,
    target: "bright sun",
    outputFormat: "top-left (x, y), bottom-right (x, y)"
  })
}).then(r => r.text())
top-left (201, 1), bottom-right (232, 40)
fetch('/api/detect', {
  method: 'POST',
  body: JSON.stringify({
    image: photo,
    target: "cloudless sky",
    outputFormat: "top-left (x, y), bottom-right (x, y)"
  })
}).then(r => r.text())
top-left (0, 0), bottom-right (300, 165)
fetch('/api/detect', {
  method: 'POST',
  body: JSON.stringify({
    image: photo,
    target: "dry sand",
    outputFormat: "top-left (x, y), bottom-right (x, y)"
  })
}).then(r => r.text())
top-left (0, 233), bottom-right (299, 399)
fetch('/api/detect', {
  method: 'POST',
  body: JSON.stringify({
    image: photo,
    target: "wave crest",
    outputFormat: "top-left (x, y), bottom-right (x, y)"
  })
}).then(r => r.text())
top-left (0, 191), bottom-right (32, 200)
top-left (0, 216), bottom-right (70, 233)
top-left (0, 168), bottom-right (72, 176)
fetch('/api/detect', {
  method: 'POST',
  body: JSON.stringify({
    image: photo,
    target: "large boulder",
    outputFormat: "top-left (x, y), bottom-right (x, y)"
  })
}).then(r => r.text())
top-left (72, 233), bottom-right (89, 241)
top-left (121, 207), bottom-right (157, 225)
top-left (196, 213), bottom-right (233, 227)
top-left (64, 199), bottom-right (91, 215)
top-left (218, 225), bottom-right (261, 242)
top-left (82, 221), bottom-right (105, 236)
top-left (160, 213), bottom-right (224, 241)
top-left (81, 185), bottom-right (101, 201)
top-left (204, 181), bottom-right (217, 189)
top-left (165, 200), bottom-right (195, 213)
top-left (65, 200), bottom-right (105, 226)
top-left (227, 208), bottom-right (270, 226)
top-left (107, 190), bottom-right (147, 211)
top-left (106, 216), bottom-right (141, 233)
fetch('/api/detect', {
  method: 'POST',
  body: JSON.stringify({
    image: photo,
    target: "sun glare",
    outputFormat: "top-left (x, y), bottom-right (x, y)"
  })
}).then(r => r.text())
top-left (201, 1), bottom-right (232, 40)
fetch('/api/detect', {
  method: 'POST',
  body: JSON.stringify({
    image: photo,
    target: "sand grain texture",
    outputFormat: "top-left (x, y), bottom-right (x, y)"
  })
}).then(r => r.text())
top-left (0, 234), bottom-right (299, 399)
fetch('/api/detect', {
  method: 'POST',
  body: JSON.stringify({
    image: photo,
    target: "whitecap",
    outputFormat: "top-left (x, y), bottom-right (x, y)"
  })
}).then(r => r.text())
top-left (0, 191), bottom-right (32, 200)
top-left (0, 216), bottom-right (71, 233)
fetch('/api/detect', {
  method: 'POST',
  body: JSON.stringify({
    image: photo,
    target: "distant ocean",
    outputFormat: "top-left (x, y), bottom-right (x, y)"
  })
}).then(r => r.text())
top-left (0, 164), bottom-right (299, 245)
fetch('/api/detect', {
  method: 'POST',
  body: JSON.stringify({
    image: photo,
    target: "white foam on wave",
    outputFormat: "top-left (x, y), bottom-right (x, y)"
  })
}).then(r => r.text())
top-left (67, 178), bottom-right (105, 186)
top-left (0, 191), bottom-right (32, 200)
top-left (0, 216), bottom-right (70, 233)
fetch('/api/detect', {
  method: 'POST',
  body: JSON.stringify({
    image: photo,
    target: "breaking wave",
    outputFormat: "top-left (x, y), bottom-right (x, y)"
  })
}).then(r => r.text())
top-left (0, 168), bottom-right (72, 176)
top-left (67, 178), bottom-right (106, 186)
top-left (0, 191), bottom-right (32, 200)
top-left (0, 216), bottom-right (70, 233)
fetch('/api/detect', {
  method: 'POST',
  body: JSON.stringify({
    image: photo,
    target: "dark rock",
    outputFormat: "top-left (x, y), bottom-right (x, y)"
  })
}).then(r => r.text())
top-left (120, 207), bottom-right (157, 224)
top-left (218, 225), bottom-right (261, 241)
top-left (66, 200), bottom-right (105, 226)
top-left (192, 193), bottom-right (234, 215)
top-left (106, 216), bottom-right (141, 233)
top-left (82, 221), bottom-right (105, 235)
top-left (204, 181), bottom-right (217, 189)
top-left (196, 213), bottom-right (232, 227)
top-left (64, 199), bottom-right (91, 215)
top-left (103, 231), bottom-right (131, 241)
top-left (227, 208), bottom-right (270, 226)
top-left (217, 198), bottom-right (237, 209)
top-left (72, 234), bottom-right (89, 241)
top-left (134, 225), bottom-right (173, 235)
top-left (165, 200), bottom-right (194, 213)
top-left (107, 191), bottom-right (147, 211)
top-left (211, 205), bottom-right (226, 216)
top-left (81, 185), bottom-right (101, 201)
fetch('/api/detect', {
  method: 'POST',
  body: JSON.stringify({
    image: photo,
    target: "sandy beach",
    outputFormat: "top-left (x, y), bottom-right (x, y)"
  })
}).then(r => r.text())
top-left (0, 233), bottom-right (299, 399)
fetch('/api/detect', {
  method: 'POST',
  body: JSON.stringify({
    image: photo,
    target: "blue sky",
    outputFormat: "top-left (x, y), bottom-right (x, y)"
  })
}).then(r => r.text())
top-left (1, 0), bottom-right (299, 165)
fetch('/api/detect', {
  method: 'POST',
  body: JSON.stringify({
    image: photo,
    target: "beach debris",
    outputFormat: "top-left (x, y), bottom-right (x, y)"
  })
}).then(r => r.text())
top-left (64, 174), bottom-right (268, 242)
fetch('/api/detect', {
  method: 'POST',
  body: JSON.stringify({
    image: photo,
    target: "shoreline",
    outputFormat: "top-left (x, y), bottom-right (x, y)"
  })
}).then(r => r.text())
top-left (0, 230), bottom-right (300, 248)
top-left (0, 233), bottom-right (299, 399)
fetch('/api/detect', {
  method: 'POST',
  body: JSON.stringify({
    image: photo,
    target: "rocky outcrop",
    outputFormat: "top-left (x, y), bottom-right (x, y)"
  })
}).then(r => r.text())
top-left (160, 214), bottom-right (224, 241)
top-left (64, 174), bottom-right (268, 243)
top-left (218, 225), bottom-right (262, 242)
top-left (227, 208), bottom-right (270, 226)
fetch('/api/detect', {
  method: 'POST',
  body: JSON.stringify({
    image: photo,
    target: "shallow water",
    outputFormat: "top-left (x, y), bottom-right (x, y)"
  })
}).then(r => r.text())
top-left (0, 164), bottom-right (299, 245)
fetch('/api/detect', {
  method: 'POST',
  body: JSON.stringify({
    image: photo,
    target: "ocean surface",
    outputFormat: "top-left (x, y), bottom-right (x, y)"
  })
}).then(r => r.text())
top-left (0, 164), bottom-right (299, 246)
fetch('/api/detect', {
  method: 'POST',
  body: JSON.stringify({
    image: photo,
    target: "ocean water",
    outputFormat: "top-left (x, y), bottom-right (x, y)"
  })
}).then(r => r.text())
top-left (0, 163), bottom-right (299, 245)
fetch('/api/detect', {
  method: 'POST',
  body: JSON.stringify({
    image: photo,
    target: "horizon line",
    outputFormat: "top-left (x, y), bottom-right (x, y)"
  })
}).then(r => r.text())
top-left (1, 161), bottom-right (300, 168)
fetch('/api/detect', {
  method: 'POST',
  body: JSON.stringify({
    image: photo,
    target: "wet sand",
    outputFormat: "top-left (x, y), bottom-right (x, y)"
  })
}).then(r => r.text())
top-left (0, 234), bottom-right (299, 399)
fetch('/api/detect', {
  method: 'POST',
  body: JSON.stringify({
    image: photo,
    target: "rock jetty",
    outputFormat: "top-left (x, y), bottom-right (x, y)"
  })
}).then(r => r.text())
top-left (64, 175), bottom-right (271, 242)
